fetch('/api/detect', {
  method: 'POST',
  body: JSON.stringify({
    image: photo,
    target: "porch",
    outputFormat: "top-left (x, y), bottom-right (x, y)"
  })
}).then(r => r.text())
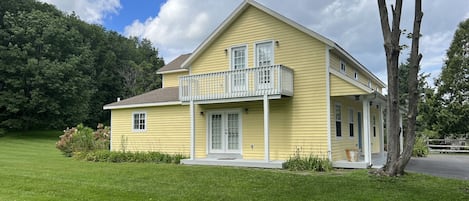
top-left (333, 152), bottom-right (387, 169)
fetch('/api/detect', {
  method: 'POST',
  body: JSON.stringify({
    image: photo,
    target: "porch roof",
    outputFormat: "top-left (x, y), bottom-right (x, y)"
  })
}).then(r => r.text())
top-left (103, 87), bottom-right (180, 110)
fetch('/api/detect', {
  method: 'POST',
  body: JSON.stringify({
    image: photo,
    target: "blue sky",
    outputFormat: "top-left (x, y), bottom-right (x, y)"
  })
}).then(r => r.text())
top-left (103, 0), bottom-right (165, 33)
top-left (38, 0), bottom-right (469, 86)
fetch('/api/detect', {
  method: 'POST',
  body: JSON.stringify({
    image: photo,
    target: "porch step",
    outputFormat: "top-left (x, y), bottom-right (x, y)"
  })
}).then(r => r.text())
top-left (181, 159), bottom-right (284, 169)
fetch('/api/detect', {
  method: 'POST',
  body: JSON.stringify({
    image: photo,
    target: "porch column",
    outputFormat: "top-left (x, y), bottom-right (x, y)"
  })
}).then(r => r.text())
top-left (399, 112), bottom-right (403, 154)
top-left (379, 105), bottom-right (385, 158)
top-left (190, 100), bottom-right (195, 160)
top-left (362, 99), bottom-right (371, 166)
top-left (263, 94), bottom-right (270, 162)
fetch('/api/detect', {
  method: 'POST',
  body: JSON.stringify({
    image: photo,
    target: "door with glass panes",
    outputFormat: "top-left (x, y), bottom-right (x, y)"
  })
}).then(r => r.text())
top-left (255, 41), bottom-right (274, 90)
top-left (208, 111), bottom-right (241, 153)
top-left (231, 46), bottom-right (247, 92)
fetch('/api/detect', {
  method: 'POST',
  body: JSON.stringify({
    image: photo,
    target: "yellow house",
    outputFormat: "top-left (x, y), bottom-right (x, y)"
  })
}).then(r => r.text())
top-left (104, 0), bottom-right (388, 169)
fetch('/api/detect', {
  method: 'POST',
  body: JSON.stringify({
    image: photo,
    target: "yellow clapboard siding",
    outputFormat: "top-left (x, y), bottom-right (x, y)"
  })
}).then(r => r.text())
top-left (330, 74), bottom-right (368, 96)
top-left (163, 71), bottom-right (188, 87)
top-left (110, 105), bottom-right (190, 154)
top-left (190, 6), bottom-right (328, 160)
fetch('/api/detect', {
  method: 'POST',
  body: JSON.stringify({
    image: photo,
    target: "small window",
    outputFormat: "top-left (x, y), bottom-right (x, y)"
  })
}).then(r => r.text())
top-left (372, 115), bottom-right (376, 137)
top-left (335, 104), bottom-right (342, 137)
top-left (133, 112), bottom-right (146, 132)
top-left (340, 60), bottom-right (346, 73)
top-left (354, 72), bottom-right (358, 80)
top-left (368, 79), bottom-right (372, 88)
top-left (349, 109), bottom-right (354, 137)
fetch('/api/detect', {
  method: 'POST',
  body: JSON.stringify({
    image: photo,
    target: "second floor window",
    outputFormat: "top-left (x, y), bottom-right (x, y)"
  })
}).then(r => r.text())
top-left (256, 42), bottom-right (273, 67)
top-left (231, 46), bottom-right (247, 70)
top-left (340, 60), bottom-right (346, 73)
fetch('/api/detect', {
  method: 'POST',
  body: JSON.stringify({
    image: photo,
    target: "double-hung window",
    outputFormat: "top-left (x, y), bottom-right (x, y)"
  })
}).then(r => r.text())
top-left (340, 60), bottom-right (346, 73)
top-left (335, 104), bottom-right (342, 137)
top-left (133, 112), bottom-right (146, 132)
top-left (349, 109), bottom-right (354, 137)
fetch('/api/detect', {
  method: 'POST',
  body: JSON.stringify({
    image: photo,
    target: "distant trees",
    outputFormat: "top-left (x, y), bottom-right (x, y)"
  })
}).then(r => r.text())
top-left (433, 18), bottom-right (469, 137)
top-left (0, 0), bottom-right (164, 130)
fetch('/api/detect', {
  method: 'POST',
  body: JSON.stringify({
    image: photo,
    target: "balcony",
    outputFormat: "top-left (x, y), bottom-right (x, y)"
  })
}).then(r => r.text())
top-left (179, 65), bottom-right (294, 102)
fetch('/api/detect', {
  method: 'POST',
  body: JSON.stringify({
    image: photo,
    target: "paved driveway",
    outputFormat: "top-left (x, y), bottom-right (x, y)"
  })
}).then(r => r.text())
top-left (406, 154), bottom-right (469, 180)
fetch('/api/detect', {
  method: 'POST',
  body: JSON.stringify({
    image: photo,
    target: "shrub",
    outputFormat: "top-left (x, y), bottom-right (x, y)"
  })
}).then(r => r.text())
top-left (0, 128), bottom-right (5, 137)
top-left (75, 150), bottom-right (187, 164)
top-left (283, 148), bottom-right (332, 172)
top-left (412, 136), bottom-right (429, 157)
top-left (56, 123), bottom-right (110, 157)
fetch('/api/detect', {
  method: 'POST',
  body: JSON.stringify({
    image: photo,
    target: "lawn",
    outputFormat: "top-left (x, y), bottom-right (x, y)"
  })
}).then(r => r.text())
top-left (0, 131), bottom-right (468, 201)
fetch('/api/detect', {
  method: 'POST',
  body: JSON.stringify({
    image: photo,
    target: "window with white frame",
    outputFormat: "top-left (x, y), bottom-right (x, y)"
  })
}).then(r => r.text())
top-left (373, 115), bottom-right (376, 137)
top-left (335, 104), bottom-right (342, 137)
top-left (256, 41), bottom-right (273, 67)
top-left (368, 79), bottom-right (372, 88)
top-left (231, 46), bottom-right (247, 70)
top-left (354, 71), bottom-right (358, 80)
top-left (349, 109), bottom-right (354, 137)
top-left (132, 112), bottom-right (146, 131)
top-left (340, 60), bottom-right (346, 73)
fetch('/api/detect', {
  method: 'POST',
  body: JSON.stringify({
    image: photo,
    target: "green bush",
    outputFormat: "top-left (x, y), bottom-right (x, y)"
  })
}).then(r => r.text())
top-left (283, 149), bottom-right (332, 172)
top-left (56, 124), bottom-right (110, 157)
top-left (0, 128), bottom-right (5, 137)
top-left (412, 136), bottom-right (429, 157)
top-left (75, 150), bottom-right (187, 164)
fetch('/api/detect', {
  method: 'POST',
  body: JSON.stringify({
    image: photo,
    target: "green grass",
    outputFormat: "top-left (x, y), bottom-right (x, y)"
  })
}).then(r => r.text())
top-left (0, 131), bottom-right (468, 201)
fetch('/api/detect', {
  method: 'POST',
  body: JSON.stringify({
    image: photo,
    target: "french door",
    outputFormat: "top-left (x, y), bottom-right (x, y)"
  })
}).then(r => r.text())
top-left (231, 46), bottom-right (247, 92)
top-left (255, 42), bottom-right (274, 90)
top-left (208, 111), bottom-right (241, 153)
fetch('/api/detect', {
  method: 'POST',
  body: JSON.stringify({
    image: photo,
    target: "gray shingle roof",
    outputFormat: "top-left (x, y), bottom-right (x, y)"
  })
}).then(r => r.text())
top-left (103, 87), bottom-right (179, 109)
top-left (157, 53), bottom-right (191, 73)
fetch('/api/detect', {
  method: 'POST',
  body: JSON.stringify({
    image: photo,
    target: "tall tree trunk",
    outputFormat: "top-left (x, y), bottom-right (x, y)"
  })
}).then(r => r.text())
top-left (377, 0), bottom-right (423, 176)
top-left (397, 0), bottom-right (423, 174)
top-left (377, 0), bottom-right (403, 176)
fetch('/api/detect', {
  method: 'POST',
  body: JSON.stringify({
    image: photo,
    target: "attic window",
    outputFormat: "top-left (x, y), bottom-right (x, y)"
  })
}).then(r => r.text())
top-left (368, 79), bottom-right (372, 88)
top-left (354, 72), bottom-right (358, 80)
top-left (340, 60), bottom-right (346, 73)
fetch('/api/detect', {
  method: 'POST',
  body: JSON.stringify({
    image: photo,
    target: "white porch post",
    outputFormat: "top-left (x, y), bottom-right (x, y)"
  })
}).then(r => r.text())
top-left (263, 94), bottom-right (270, 162)
top-left (362, 99), bottom-right (371, 166)
top-left (399, 112), bottom-right (403, 154)
top-left (190, 100), bottom-right (195, 160)
top-left (379, 105), bottom-right (385, 158)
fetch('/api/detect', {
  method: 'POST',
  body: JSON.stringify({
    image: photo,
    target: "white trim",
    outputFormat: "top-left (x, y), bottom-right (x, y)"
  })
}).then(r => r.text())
top-left (330, 68), bottom-right (374, 94)
top-left (109, 111), bottom-right (113, 151)
top-left (349, 108), bottom-right (354, 138)
top-left (362, 99), bottom-right (371, 165)
top-left (254, 40), bottom-right (275, 67)
top-left (229, 44), bottom-right (248, 70)
top-left (334, 102), bottom-right (342, 138)
top-left (184, 95), bottom-right (282, 105)
top-left (156, 69), bottom-right (188, 74)
top-left (190, 100), bottom-right (195, 160)
top-left (325, 46), bottom-right (332, 161)
top-left (131, 111), bottom-right (147, 132)
top-left (206, 108), bottom-right (243, 155)
top-left (263, 94), bottom-right (270, 162)
top-left (103, 101), bottom-right (181, 110)
top-left (161, 75), bottom-right (165, 88)
top-left (379, 105), bottom-right (385, 157)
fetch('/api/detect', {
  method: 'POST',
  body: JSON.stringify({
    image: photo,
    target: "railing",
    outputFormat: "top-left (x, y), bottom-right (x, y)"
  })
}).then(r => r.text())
top-left (179, 65), bottom-right (293, 102)
top-left (426, 139), bottom-right (469, 153)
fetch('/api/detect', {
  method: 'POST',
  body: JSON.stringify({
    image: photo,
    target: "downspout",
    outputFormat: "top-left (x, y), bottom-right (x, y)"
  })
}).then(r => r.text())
top-left (325, 46), bottom-right (332, 161)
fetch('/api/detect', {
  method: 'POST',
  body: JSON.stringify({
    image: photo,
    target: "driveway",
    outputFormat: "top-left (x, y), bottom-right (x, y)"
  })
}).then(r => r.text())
top-left (406, 154), bottom-right (469, 180)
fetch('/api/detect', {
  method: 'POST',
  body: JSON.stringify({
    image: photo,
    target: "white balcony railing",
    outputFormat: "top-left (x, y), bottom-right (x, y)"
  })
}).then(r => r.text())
top-left (179, 65), bottom-right (293, 102)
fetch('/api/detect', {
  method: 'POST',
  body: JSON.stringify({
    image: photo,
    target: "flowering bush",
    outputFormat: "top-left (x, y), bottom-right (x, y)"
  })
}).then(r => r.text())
top-left (56, 123), bottom-right (110, 157)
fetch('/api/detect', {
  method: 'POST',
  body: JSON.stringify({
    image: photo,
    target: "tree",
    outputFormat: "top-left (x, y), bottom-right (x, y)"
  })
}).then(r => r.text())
top-left (377, 0), bottom-right (423, 176)
top-left (434, 19), bottom-right (469, 136)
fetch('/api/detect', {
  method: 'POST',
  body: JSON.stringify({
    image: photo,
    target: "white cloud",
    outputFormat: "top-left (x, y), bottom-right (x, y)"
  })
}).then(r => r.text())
top-left (124, 0), bottom-right (241, 61)
top-left (38, 0), bottom-right (121, 24)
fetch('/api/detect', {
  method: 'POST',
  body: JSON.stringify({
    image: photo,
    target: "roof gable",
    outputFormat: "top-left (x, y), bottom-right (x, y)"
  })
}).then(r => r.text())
top-left (157, 53), bottom-right (191, 74)
top-left (181, 0), bottom-right (385, 88)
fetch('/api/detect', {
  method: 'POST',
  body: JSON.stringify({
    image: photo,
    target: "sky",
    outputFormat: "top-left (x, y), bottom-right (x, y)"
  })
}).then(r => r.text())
top-left (38, 0), bottom-right (469, 86)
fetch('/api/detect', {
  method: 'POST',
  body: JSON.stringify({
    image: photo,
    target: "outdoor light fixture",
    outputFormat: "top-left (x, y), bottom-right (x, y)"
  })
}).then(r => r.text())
top-left (224, 49), bottom-right (228, 55)
top-left (200, 111), bottom-right (204, 116)
top-left (275, 40), bottom-right (279, 46)
top-left (354, 95), bottom-right (360, 101)
top-left (244, 108), bottom-right (249, 114)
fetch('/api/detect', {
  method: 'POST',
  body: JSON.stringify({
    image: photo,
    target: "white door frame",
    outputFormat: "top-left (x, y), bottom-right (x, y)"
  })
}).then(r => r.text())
top-left (206, 109), bottom-right (243, 154)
